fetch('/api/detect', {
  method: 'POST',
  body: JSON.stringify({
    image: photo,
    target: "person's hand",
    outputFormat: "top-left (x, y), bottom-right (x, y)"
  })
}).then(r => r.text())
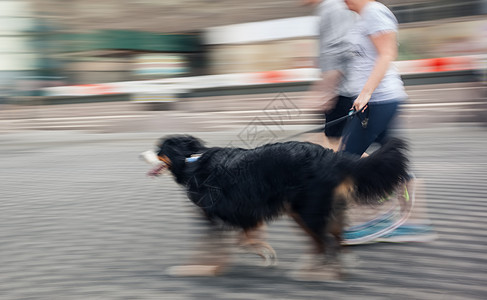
top-left (352, 93), bottom-right (371, 112)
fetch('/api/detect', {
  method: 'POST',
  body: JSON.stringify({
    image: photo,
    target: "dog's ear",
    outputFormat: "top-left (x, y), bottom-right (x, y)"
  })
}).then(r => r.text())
top-left (183, 135), bottom-right (205, 153)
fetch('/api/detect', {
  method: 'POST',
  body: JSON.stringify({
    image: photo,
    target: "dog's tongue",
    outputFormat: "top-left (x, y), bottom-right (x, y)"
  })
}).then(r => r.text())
top-left (147, 164), bottom-right (167, 177)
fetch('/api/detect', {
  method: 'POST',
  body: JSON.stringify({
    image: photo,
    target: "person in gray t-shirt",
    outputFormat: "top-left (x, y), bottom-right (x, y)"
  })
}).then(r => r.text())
top-left (341, 0), bottom-right (407, 156)
top-left (302, 0), bottom-right (357, 151)
top-left (341, 0), bottom-right (436, 245)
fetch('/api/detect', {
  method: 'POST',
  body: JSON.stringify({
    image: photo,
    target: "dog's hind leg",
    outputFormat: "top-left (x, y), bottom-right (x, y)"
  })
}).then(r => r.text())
top-left (328, 185), bottom-right (351, 257)
top-left (238, 223), bottom-right (277, 266)
top-left (288, 209), bottom-right (326, 255)
top-left (327, 203), bottom-right (347, 277)
top-left (287, 194), bottom-right (343, 281)
top-left (328, 179), bottom-right (362, 275)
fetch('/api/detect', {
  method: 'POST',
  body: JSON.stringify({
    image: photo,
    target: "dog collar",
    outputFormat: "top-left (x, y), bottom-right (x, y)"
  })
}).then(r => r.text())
top-left (186, 154), bottom-right (202, 163)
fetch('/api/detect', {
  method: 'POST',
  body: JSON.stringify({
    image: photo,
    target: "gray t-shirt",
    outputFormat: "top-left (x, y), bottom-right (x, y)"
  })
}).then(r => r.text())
top-left (317, 0), bottom-right (357, 96)
top-left (346, 1), bottom-right (407, 103)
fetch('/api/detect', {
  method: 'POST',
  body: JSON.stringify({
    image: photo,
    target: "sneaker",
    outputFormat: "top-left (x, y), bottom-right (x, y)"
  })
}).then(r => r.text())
top-left (374, 223), bottom-right (438, 243)
top-left (342, 211), bottom-right (399, 245)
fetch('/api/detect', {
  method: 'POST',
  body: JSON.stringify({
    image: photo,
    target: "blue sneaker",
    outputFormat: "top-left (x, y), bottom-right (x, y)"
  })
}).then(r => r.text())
top-left (342, 211), bottom-right (400, 245)
top-left (343, 177), bottom-right (437, 245)
top-left (374, 224), bottom-right (437, 243)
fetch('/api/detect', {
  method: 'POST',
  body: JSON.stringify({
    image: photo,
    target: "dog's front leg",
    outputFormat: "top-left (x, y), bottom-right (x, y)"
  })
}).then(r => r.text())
top-left (238, 224), bottom-right (278, 266)
top-left (167, 219), bottom-right (231, 277)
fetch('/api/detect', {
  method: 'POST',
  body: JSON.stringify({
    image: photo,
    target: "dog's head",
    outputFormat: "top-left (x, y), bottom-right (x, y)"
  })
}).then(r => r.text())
top-left (142, 135), bottom-right (206, 177)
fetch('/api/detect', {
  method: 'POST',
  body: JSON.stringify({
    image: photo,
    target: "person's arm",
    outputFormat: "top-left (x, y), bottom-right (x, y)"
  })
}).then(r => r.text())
top-left (305, 69), bottom-right (341, 112)
top-left (352, 31), bottom-right (397, 112)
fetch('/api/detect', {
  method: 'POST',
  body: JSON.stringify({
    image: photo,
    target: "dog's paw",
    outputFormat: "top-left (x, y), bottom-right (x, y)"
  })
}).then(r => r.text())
top-left (166, 265), bottom-right (223, 277)
top-left (288, 266), bottom-right (343, 283)
top-left (289, 255), bottom-right (344, 282)
top-left (256, 244), bottom-right (278, 267)
top-left (240, 242), bottom-right (278, 267)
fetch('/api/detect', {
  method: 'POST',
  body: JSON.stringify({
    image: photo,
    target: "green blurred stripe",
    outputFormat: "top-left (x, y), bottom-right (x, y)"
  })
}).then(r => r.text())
top-left (57, 30), bottom-right (201, 52)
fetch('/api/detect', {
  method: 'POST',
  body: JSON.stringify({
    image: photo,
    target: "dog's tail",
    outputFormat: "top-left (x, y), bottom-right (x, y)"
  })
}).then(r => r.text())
top-left (349, 138), bottom-right (409, 205)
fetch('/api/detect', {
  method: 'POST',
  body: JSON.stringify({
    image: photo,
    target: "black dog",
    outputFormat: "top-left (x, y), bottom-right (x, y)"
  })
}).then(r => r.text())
top-left (146, 135), bottom-right (408, 278)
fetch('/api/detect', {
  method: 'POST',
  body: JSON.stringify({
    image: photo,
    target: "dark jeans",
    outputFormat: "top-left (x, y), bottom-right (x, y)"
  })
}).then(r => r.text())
top-left (340, 100), bottom-right (400, 156)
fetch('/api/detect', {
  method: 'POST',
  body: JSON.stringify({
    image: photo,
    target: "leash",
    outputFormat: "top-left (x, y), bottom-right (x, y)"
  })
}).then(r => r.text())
top-left (282, 109), bottom-right (363, 141)
top-left (184, 107), bottom-right (366, 162)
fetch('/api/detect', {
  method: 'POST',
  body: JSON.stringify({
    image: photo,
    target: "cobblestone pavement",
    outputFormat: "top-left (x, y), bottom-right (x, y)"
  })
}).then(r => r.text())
top-left (1, 125), bottom-right (486, 300)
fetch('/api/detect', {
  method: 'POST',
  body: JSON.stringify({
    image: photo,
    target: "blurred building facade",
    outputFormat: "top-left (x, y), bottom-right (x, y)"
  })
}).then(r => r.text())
top-left (1, 0), bottom-right (486, 93)
top-left (0, 1), bottom-right (37, 98)
top-left (205, 0), bottom-right (487, 74)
